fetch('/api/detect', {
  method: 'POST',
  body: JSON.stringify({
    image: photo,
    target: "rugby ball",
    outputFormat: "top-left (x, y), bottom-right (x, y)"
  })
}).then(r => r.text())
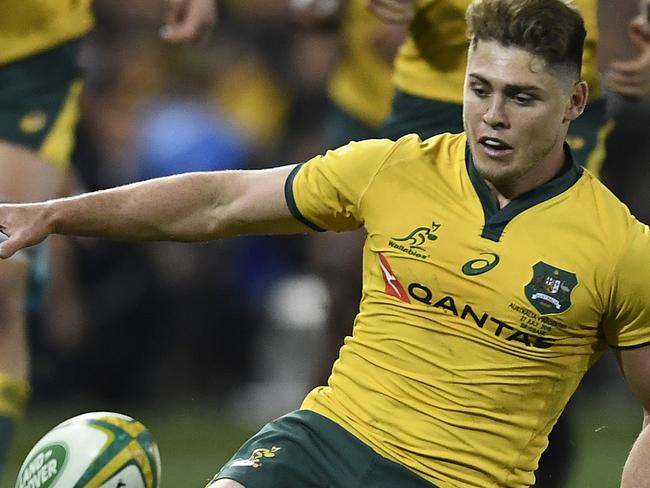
top-left (15, 411), bottom-right (161, 488)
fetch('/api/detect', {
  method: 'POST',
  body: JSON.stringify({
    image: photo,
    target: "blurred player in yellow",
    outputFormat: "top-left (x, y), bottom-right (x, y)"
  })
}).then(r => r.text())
top-left (369, 0), bottom-right (650, 175)
top-left (322, 0), bottom-right (405, 146)
top-left (2, 1), bottom-right (650, 487)
top-left (0, 0), bottom-right (216, 476)
top-left (290, 0), bottom-right (407, 381)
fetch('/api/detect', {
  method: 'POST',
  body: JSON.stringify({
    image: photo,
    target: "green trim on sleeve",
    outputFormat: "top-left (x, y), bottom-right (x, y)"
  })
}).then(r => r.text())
top-left (284, 163), bottom-right (326, 232)
top-left (609, 341), bottom-right (650, 351)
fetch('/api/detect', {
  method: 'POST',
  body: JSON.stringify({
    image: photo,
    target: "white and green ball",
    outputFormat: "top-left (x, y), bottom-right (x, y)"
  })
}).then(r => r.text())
top-left (15, 411), bottom-right (161, 488)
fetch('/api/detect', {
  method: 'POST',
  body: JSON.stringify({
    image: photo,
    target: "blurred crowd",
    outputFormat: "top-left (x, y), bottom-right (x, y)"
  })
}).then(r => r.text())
top-left (26, 0), bottom-right (650, 425)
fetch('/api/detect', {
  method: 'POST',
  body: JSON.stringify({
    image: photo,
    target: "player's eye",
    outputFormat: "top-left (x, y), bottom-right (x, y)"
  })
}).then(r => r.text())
top-left (513, 94), bottom-right (534, 105)
top-left (471, 85), bottom-right (489, 98)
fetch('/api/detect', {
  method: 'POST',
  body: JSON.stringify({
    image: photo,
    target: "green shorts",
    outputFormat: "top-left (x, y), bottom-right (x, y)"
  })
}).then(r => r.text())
top-left (211, 410), bottom-right (439, 488)
top-left (380, 89), bottom-right (613, 177)
top-left (380, 89), bottom-right (464, 140)
top-left (325, 102), bottom-right (381, 150)
top-left (0, 40), bottom-right (83, 169)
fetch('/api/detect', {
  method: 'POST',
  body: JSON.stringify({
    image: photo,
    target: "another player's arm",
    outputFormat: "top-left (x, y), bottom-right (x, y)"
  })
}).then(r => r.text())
top-left (606, 0), bottom-right (650, 99)
top-left (616, 345), bottom-right (650, 487)
top-left (0, 166), bottom-right (309, 259)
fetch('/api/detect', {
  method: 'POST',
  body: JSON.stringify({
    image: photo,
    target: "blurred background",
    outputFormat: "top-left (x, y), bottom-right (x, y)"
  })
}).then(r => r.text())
top-left (4, 0), bottom-right (650, 486)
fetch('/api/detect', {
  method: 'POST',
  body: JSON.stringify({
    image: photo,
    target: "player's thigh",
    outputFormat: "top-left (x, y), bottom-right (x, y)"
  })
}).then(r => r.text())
top-left (210, 410), bottom-right (440, 488)
top-left (0, 42), bottom-right (83, 323)
top-left (0, 255), bottom-right (31, 375)
top-left (0, 40), bottom-right (83, 201)
top-left (0, 142), bottom-right (66, 201)
top-left (0, 257), bottom-right (30, 325)
top-left (211, 410), bottom-right (372, 488)
top-left (207, 479), bottom-right (247, 488)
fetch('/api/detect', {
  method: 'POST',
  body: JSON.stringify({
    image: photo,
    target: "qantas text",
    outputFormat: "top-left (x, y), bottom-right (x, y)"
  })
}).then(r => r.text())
top-left (407, 283), bottom-right (556, 349)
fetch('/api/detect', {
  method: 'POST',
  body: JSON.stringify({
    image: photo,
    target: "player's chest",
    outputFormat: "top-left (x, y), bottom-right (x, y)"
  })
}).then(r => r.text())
top-left (364, 202), bottom-right (603, 349)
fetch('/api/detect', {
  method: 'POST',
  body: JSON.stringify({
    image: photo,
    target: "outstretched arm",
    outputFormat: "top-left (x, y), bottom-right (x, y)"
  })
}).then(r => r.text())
top-left (0, 165), bottom-right (310, 258)
top-left (616, 345), bottom-right (650, 487)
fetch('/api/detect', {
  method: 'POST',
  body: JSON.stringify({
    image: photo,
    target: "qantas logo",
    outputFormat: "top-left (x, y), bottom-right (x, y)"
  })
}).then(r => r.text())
top-left (378, 254), bottom-right (410, 303)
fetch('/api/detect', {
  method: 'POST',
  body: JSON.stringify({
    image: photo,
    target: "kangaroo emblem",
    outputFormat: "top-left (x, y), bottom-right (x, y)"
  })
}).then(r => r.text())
top-left (393, 222), bottom-right (441, 251)
top-left (231, 446), bottom-right (282, 468)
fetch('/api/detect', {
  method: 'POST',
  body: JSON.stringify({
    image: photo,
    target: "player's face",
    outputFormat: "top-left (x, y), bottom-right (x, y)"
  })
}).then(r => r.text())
top-left (463, 40), bottom-right (587, 198)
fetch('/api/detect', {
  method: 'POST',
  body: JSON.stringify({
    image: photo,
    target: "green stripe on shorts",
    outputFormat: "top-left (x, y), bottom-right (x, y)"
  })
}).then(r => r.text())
top-left (0, 40), bottom-right (81, 151)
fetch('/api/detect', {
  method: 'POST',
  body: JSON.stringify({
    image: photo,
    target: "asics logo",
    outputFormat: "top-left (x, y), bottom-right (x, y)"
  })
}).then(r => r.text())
top-left (462, 253), bottom-right (500, 276)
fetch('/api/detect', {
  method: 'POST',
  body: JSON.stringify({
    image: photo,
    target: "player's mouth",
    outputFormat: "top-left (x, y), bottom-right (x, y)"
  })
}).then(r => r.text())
top-left (478, 136), bottom-right (513, 158)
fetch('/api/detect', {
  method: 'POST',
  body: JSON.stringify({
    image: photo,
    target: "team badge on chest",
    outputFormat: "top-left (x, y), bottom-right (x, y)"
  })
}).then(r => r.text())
top-left (524, 262), bottom-right (578, 315)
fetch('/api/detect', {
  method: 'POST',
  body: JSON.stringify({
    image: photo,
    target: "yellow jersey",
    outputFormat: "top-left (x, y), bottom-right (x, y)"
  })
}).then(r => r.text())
top-left (327, 0), bottom-right (395, 128)
top-left (286, 133), bottom-right (650, 487)
top-left (0, 0), bottom-right (94, 65)
top-left (394, 0), bottom-right (601, 103)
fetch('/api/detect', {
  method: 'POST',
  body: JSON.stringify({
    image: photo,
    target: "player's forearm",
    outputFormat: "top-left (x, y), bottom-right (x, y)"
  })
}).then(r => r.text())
top-left (0, 165), bottom-right (299, 258)
top-left (620, 412), bottom-right (650, 487)
top-left (47, 171), bottom-right (241, 242)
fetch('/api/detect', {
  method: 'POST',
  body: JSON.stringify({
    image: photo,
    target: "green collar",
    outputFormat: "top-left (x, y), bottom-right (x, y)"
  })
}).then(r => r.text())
top-left (466, 144), bottom-right (583, 242)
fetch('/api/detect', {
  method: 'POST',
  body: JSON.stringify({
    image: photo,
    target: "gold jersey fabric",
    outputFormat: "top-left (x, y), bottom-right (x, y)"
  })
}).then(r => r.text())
top-left (394, 0), bottom-right (601, 103)
top-left (0, 0), bottom-right (94, 65)
top-left (286, 133), bottom-right (650, 487)
top-left (327, 0), bottom-right (395, 127)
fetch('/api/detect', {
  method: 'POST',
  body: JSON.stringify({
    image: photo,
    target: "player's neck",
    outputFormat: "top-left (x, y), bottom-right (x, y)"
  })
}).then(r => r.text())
top-left (488, 146), bottom-right (570, 209)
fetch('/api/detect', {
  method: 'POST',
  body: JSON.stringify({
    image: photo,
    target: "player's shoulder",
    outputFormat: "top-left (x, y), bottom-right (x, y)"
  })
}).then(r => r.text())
top-left (316, 132), bottom-right (466, 182)
top-left (380, 131), bottom-right (466, 166)
top-left (577, 170), bottom-right (635, 220)
top-left (577, 170), bottom-right (650, 250)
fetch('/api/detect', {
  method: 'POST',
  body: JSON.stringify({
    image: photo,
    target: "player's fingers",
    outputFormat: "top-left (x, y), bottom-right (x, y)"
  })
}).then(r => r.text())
top-left (369, 2), bottom-right (413, 22)
top-left (607, 56), bottom-right (650, 98)
top-left (366, 4), bottom-right (414, 23)
top-left (0, 204), bottom-right (52, 259)
top-left (365, 0), bottom-right (414, 23)
top-left (0, 233), bottom-right (23, 259)
top-left (629, 32), bottom-right (650, 60)
top-left (629, 16), bottom-right (650, 42)
top-left (609, 58), bottom-right (647, 75)
top-left (161, 0), bottom-right (194, 42)
top-left (606, 79), bottom-right (648, 99)
top-left (160, 0), bottom-right (184, 36)
top-left (161, 0), bottom-right (216, 43)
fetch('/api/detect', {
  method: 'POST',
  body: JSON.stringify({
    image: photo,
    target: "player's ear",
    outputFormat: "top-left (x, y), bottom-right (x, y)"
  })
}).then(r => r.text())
top-left (563, 80), bottom-right (588, 123)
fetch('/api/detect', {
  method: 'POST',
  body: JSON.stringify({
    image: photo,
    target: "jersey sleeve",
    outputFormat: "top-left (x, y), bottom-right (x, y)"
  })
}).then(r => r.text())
top-left (285, 137), bottom-right (409, 232)
top-left (604, 220), bottom-right (650, 349)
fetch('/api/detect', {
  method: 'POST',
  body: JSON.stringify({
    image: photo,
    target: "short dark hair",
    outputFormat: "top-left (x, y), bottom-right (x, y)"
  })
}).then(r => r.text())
top-left (466, 0), bottom-right (586, 79)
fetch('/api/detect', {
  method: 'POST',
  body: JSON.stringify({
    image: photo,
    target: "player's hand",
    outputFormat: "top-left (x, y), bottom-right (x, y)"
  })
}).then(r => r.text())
top-left (0, 204), bottom-right (52, 259)
top-left (606, 14), bottom-right (650, 99)
top-left (160, 0), bottom-right (217, 44)
top-left (365, 0), bottom-right (415, 24)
